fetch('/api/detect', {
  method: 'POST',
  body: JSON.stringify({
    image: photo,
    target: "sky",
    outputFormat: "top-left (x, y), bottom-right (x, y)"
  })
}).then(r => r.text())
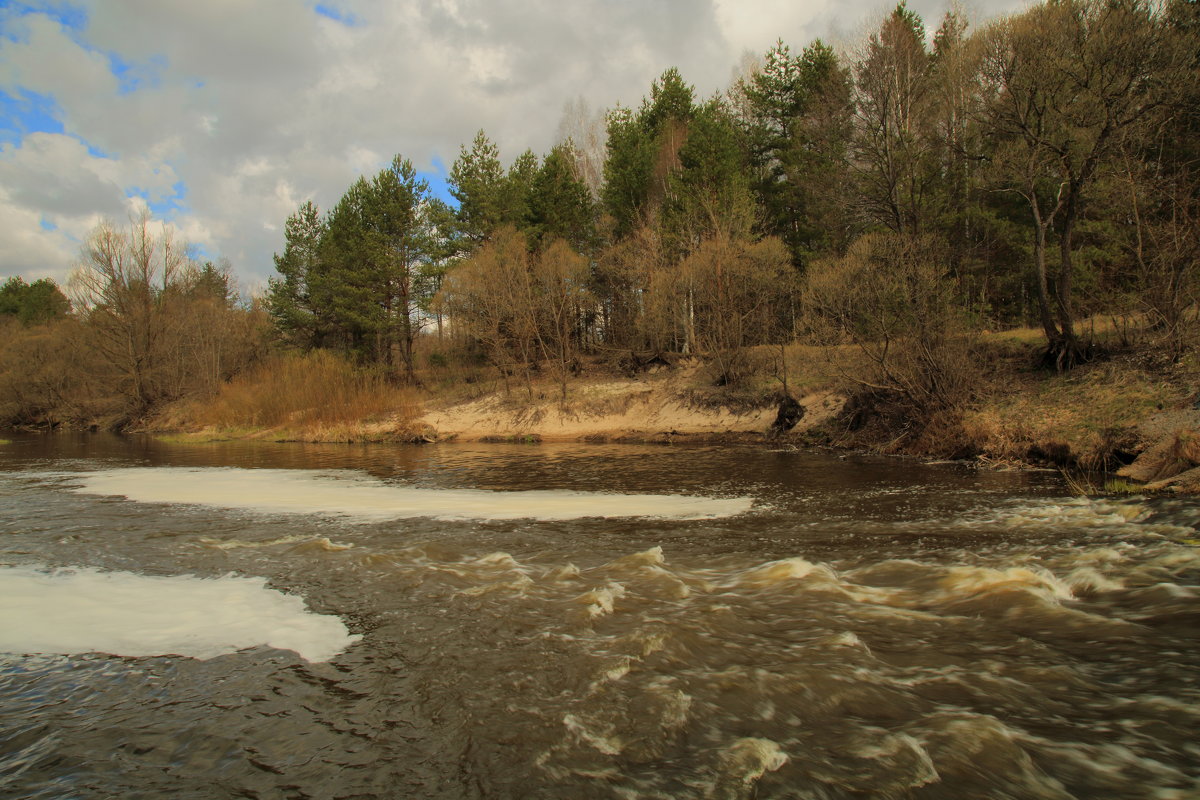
top-left (0, 0), bottom-right (1030, 292)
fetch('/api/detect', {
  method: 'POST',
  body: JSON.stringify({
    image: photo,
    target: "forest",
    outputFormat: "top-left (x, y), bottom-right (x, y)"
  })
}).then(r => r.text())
top-left (1, 0), bottom-right (1197, 449)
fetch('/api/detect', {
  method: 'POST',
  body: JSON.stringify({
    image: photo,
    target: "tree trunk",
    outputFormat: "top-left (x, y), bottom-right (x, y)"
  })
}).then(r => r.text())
top-left (1030, 198), bottom-right (1060, 348)
top-left (1047, 184), bottom-right (1087, 371)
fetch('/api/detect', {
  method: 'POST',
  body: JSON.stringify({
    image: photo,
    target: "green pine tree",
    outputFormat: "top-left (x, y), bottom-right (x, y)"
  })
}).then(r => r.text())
top-left (267, 199), bottom-right (325, 348)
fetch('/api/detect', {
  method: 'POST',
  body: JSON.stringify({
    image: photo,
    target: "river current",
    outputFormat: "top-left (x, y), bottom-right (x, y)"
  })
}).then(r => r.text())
top-left (0, 434), bottom-right (1197, 799)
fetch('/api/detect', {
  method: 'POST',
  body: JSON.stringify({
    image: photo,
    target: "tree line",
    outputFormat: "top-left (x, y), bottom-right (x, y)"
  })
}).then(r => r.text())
top-left (0, 216), bottom-right (266, 428)
top-left (268, 0), bottom-right (1198, 399)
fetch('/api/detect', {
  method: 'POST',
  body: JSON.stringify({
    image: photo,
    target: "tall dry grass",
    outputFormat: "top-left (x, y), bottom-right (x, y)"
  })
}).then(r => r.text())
top-left (184, 350), bottom-right (420, 436)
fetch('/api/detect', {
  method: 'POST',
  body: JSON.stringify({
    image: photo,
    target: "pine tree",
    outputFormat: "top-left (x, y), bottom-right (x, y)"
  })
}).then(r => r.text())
top-left (369, 156), bottom-right (438, 380)
top-left (602, 68), bottom-right (697, 239)
top-left (739, 39), bottom-right (852, 268)
top-left (664, 97), bottom-right (754, 254)
top-left (267, 200), bottom-right (325, 348)
top-left (530, 143), bottom-right (596, 253)
top-left (601, 105), bottom-right (655, 239)
top-left (449, 130), bottom-right (506, 246)
top-left (314, 158), bottom-right (440, 380)
top-left (500, 149), bottom-right (540, 232)
top-left (317, 177), bottom-right (377, 356)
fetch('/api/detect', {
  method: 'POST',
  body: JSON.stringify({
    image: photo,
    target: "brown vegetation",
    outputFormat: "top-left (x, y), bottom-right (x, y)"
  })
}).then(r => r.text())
top-left (806, 234), bottom-right (977, 409)
top-left (149, 351), bottom-right (423, 442)
top-left (1, 219), bottom-right (268, 431)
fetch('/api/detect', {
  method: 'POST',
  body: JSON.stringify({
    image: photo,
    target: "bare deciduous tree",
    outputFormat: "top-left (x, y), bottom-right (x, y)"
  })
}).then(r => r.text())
top-left (531, 238), bottom-right (592, 401)
top-left (805, 232), bottom-right (977, 415)
top-left (66, 214), bottom-right (266, 423)
top-left (852, 3), bottom-right (936, 235)
top-left (556, 96), bottom-right (608, 199)
top-left (69, 212), bottom-right (186, 416)
top-left (683, 233), bottom-right (795, 385)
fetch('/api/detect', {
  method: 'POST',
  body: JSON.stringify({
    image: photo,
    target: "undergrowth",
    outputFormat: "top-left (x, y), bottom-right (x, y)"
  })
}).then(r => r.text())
top-left (165, 351), bottom-right (421, 437)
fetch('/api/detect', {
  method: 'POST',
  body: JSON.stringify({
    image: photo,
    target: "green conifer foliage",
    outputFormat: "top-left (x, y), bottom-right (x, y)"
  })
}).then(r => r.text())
top-left (602, 68), bottom-right (697, 240)
top-left (738, 39), bottom-right (852, 268)
top-left (267, 199), bottom-right (325, 348)
top-left (530, 143), bottom-right (596, 253)
top-left (449, 130), bottom-right (506, 245)
top-left (0, 277), bottom-right (70, 326)
top-left (664, 98), bottom-right (754, 254)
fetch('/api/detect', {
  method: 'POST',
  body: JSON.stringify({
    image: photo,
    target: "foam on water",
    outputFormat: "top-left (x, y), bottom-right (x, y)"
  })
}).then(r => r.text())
top-left (958, 498), bottom-right (1195, 538)
top-left (72, 467), bottom-right (754, 521)
top-left (738, 557), bottom-right (836, 586)
top-left (936, 565), bottom-right (1075, 603)
top-left (0, 566), bottom-right (360, 662)
top-left (718, 737), bottom-right (790, 786)
top-left (575, 583), bottom-right (627, 617)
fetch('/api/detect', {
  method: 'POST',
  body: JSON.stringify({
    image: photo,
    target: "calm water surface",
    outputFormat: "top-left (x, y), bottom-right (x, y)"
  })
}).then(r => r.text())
top-left (1, 434), bottom-right (1197, 799)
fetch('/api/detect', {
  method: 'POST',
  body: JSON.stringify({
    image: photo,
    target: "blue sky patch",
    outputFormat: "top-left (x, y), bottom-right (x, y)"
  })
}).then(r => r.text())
top-left (420, 156), bottom-right (457, 208)
top-left (0, 88), bottom-right (65, 146)
top-left (1, 1), bottom-right (87, 42)
top-left (188, 241), bottom-right (214, 261)
top-left (108, 51), bottom-right (166, 95)
top-left (38, 216), bottom-right (57, 231)
top-left (78, 136), bottom-right (112, 158)
top-left (125, 181), bottom-right (190, 217)
top-left (2, 4), bottom-right (165, 96)
top-left (314, 2), bottom-right (362, 26)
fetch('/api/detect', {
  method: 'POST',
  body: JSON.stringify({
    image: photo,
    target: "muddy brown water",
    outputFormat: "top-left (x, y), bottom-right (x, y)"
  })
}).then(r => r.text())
top-left (0, 433), bottom-right (1197, 799)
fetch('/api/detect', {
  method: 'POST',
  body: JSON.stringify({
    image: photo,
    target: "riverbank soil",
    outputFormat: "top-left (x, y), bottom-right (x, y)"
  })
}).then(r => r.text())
top-left (411, 334), bottom-right (1200, 491)
top-left (149, 330), bottom-right (1200, 491)
top-left (833, 330), bottom-right (1200, 490)
top-left (418, 357), bottom-right (843, 444)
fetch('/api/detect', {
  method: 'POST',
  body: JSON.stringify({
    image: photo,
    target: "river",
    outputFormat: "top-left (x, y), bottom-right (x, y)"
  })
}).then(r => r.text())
top-left (0, 434), bottom-right (1197, 799)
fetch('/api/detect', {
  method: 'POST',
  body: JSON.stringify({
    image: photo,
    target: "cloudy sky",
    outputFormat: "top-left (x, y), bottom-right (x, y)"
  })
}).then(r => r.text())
top-left (0, 0), bottom-right (1029, 291)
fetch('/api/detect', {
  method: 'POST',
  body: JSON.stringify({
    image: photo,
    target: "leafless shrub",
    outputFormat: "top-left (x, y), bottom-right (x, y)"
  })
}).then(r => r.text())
top-left (804, 232), bottom-right (979, 421)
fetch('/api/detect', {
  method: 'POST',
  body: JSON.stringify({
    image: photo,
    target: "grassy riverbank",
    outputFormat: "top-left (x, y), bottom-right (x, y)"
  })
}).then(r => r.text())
top-left (142, 328), bottom-right (1200, 492)
top-left (146, 351), bottom-right (426, 444)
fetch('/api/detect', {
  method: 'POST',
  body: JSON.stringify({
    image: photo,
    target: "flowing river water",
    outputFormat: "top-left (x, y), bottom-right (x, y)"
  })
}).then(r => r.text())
top-left (1, 434), bottom-right (1198, 799)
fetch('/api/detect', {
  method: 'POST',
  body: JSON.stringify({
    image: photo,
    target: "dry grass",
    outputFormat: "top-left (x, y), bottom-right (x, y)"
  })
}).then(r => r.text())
top-left (959, 355), bottom-right (1185, 469)
top-left (164, 351), bottom-right (423, 440)
top-left (790, 316), bottom-right (1195, 467)
top-left (1060, 470), bottom-right (1144, 497)
top-left (979, 310), bottom-right (1152, 347)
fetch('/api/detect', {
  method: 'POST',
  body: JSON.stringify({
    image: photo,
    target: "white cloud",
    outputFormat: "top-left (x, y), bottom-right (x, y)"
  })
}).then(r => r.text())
top-left (713, 0), bottom-right (834, 55)
top-left (0, 187), bottom-right (80, 280)
top-left (0, 14), bottom-right (117, 112)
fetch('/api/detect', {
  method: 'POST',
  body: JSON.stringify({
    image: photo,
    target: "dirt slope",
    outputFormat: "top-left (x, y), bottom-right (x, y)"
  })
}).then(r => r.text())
top-left (419, 364), bottom-right (843, 443)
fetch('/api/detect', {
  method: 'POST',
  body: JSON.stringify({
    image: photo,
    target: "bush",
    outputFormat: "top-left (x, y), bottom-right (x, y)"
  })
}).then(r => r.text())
top-left (804, 232), bottom-right (979, 419)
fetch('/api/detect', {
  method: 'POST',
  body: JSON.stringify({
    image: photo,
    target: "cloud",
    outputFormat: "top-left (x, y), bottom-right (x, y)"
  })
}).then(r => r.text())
top-left (0, 132), bottom-right (173, 216)
top-left (0, 0), bottom-right (1025, 290)
top-left (0, 186), bottom-right (81, 280)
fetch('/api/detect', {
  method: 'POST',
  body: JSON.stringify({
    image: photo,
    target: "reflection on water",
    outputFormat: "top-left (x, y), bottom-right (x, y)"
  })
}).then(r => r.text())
top-left (0, 433), bottom-right (1197, 799)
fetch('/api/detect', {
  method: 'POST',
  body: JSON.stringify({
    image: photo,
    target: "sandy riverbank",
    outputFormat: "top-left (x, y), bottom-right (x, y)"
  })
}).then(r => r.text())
top-left (141, 341), bottom-right (1200, 493)
top-left (418, 365), bottom-right (843, 443)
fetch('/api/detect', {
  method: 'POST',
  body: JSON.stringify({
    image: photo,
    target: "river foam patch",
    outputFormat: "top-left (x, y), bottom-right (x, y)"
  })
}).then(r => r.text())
top-left (0, 566), bottom-right (360, 662)
top-left (72, 467), bottom-right (754, 521)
